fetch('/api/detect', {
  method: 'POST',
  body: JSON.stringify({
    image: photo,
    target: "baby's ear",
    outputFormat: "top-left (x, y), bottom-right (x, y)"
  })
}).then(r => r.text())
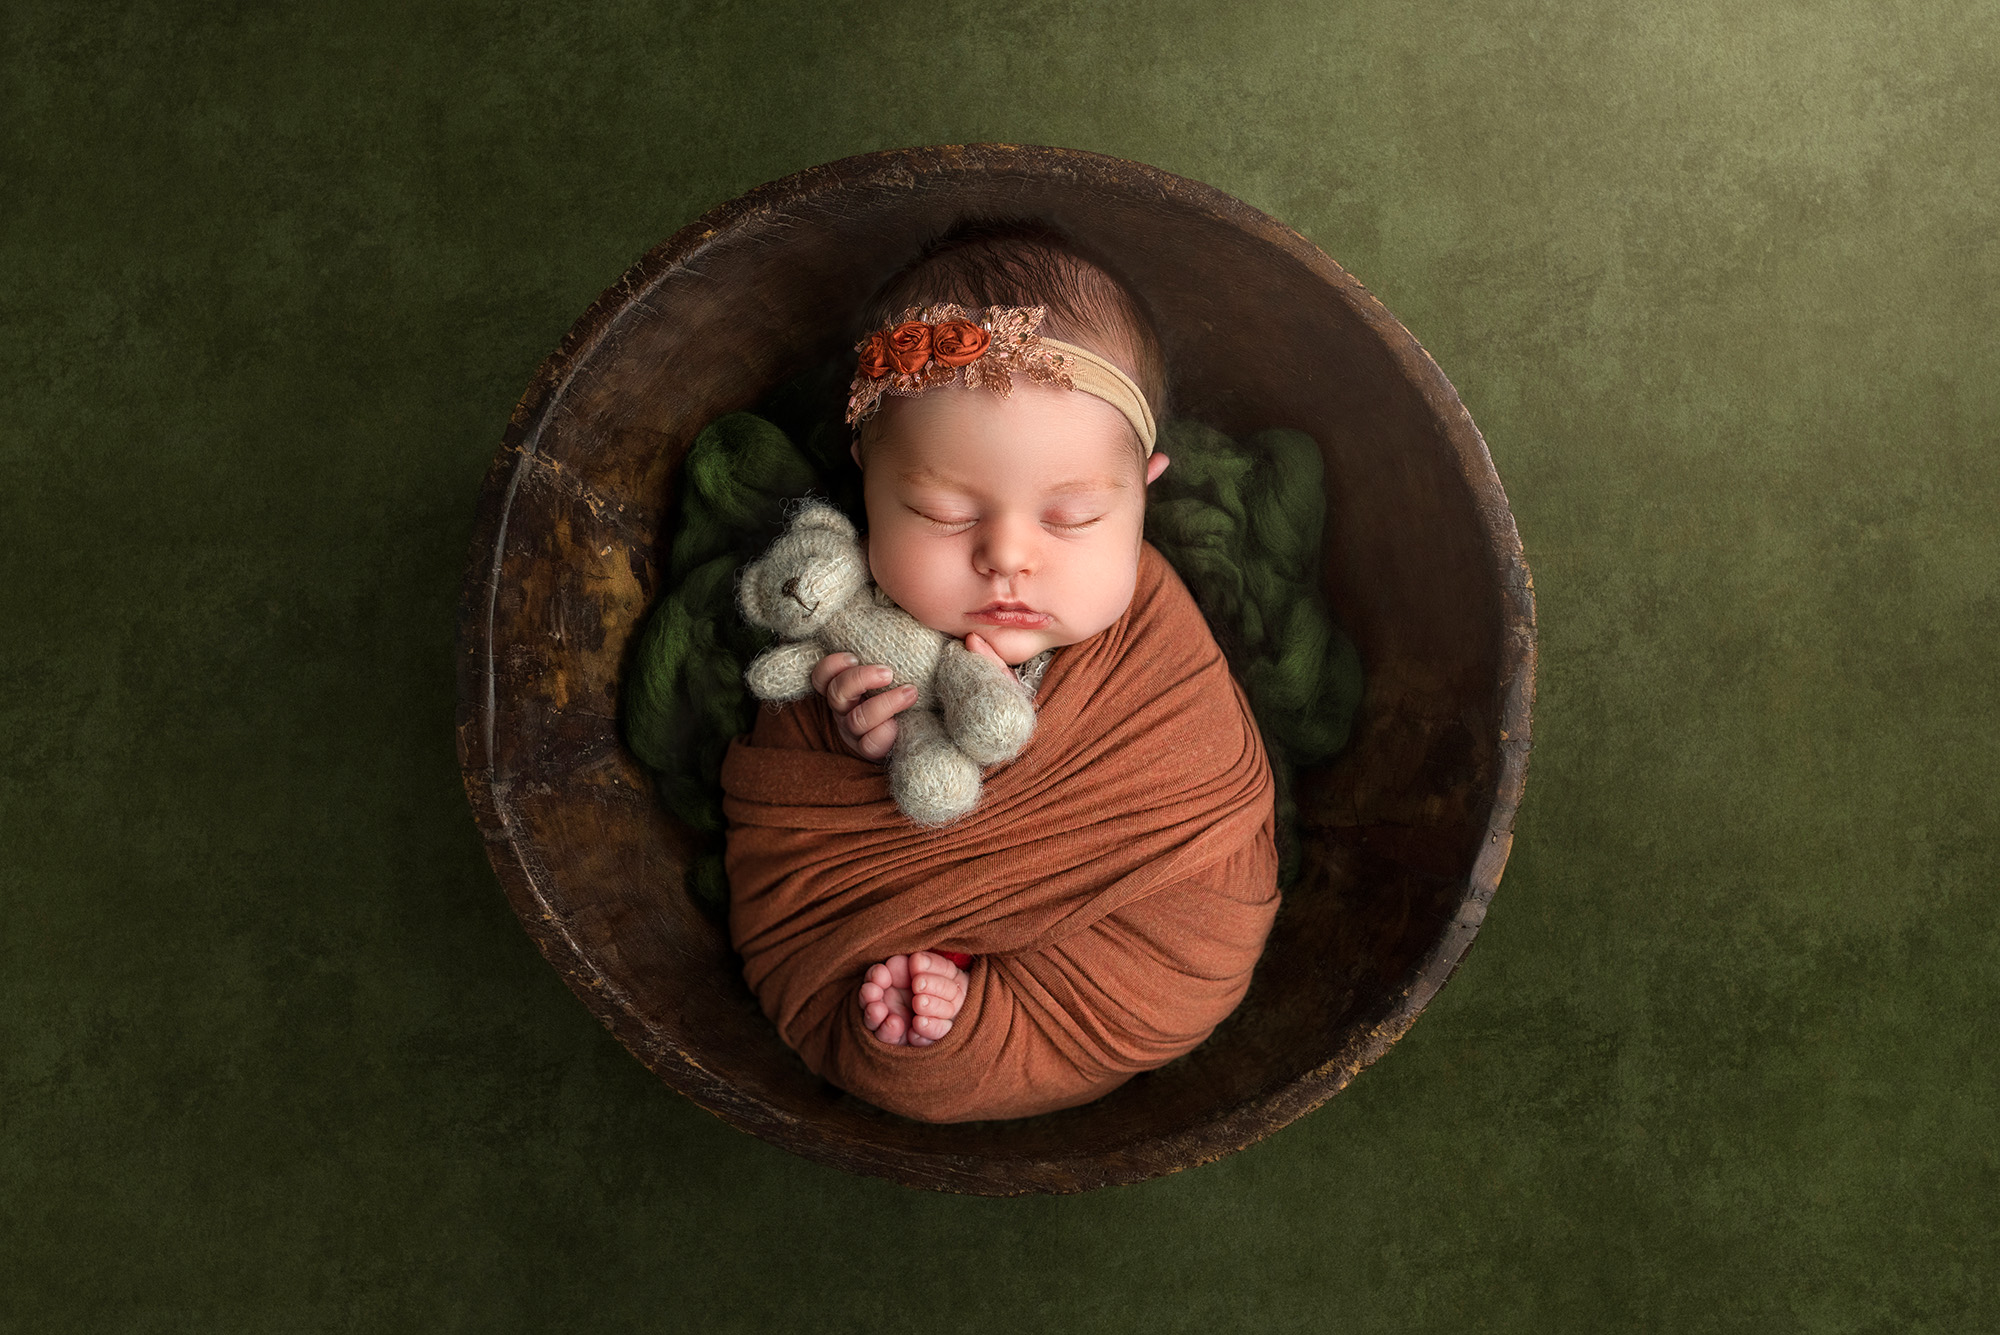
top-left (1145, 451), bottom-right (1171, 486)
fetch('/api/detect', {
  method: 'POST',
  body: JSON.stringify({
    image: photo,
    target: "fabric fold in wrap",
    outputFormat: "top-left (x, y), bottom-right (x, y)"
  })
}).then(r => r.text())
top-left (722, 545), bottom-right (1279, 1122)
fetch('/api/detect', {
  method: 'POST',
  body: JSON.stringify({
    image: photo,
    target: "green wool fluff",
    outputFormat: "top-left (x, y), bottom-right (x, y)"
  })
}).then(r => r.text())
top-left (623, 411), bottom-right (1362, 912)
top-left (1144, 419), bottom-right (1364, 881)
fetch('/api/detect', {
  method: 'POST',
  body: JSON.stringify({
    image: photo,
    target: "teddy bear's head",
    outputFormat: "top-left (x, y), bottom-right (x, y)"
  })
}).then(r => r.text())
top-left (737, 501), bottom-right (870, 639)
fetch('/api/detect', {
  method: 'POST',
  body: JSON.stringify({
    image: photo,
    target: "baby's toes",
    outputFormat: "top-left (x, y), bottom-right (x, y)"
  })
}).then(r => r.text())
top-left (882, 954), bottom-right (912, 990)
top-left (912, 989), bottom-right (958, 1019)
top-left (860, 959), bottom-right (917, 1045)
top-left (912, 955), bottom-right (967, 1001)
top-left (912, 969), bottom-right (966, 1007)
top-left (861, 996), bottom-right (891, 1030)
top-left (866, 961), bottom-right (914, 1008)
top-left (910, 951), bottom-right (957, 982)
top-left (909, 1014), bottom-right (953, 1045)
top-left (859, 971), bottom-right (898, 1034)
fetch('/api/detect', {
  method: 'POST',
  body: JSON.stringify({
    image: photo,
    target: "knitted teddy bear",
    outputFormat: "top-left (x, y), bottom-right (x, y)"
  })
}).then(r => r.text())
top-left (737, 501), bottom-right (1038, 826)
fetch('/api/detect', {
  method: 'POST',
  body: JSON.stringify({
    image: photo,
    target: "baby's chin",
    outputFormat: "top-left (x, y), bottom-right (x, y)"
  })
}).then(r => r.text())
top-left (953, 619), bottom-right (1098, 666)
top-left (941, 601), bottom-right (1135, 664)
top-left (969, 627), bottom-right (1060, 666)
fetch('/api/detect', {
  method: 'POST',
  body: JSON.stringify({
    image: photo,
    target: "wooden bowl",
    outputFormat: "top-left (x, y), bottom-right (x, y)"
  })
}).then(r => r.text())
top-left (456, 145), bottom-right (1535, 1194)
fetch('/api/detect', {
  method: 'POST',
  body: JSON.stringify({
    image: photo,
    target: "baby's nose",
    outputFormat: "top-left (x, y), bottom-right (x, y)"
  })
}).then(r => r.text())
top-left (973, 522), bottom-right (1035, 578)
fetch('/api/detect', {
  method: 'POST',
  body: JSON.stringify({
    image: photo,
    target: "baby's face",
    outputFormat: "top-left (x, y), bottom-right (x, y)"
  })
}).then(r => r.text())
top-left (857, 383), bottom-right (1168, 665)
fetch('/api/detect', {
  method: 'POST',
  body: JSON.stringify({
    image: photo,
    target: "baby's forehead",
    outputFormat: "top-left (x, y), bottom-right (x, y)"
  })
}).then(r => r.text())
top-left (893, 458), bottom-right (1133, 496)
top-left (865, 385), bottom-right (1144, 483)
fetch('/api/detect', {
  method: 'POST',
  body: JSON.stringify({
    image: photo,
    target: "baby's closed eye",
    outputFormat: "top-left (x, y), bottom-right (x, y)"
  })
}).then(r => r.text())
top-left (904, 502), bottom-right (1109, 534)
top-left (913, 508), bottom-right (977, 531)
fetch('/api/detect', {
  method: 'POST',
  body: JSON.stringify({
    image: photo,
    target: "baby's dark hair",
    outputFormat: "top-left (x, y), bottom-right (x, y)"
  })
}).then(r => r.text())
top-left (858, 217), bottom-right (1168, 427)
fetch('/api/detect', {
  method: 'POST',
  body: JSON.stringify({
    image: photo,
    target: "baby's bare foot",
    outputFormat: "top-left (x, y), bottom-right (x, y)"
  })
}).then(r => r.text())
top-left (859, 954), bottom-right (914, 1045)
top-left (905, 951), bottom-right (968, 1047)
top-left (858, 951), bottom-right (970, 1047)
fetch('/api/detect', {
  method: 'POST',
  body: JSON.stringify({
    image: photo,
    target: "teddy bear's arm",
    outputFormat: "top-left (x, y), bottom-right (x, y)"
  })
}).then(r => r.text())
top-left (745, 640), bottom-right (825, 703)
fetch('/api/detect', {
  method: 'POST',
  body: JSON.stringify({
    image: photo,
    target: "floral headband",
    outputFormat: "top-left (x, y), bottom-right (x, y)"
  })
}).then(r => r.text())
top-left (845, 303), bottom-right (1158, 454)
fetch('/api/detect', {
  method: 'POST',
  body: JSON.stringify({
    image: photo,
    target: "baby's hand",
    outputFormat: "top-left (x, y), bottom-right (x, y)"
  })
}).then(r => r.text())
top-left (811, 653), bottom-right (916, 761)
top-left (962, 632), bottom-right (1010, 672)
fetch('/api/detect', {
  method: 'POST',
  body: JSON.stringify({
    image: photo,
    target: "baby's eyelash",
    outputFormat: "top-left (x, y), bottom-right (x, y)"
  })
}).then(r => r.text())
top-left (909, 509), bottom-right (1104, 533)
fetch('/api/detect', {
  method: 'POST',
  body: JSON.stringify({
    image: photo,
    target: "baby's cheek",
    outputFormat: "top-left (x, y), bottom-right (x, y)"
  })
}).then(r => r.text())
top-left (868, 531), bottom-right (966, 631)
top-left (1076, 549), bottom-right (1143, 617)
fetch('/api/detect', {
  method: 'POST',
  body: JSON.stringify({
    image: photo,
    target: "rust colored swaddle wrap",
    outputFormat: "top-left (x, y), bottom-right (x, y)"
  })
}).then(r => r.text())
top-left (721, 545), bottom-right (1279, 1122)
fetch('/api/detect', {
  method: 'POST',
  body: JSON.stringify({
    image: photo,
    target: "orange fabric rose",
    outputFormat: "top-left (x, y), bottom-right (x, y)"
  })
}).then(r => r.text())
top-left (887, 321), bottom-right (933, 374)
top-left (857, 332), bottom-right (893, 380)
top-left (931, 319), bottom-right (991, 367)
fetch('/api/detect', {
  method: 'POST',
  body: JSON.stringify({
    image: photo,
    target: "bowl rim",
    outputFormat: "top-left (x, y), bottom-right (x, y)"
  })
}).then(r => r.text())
top-left (456, 143), bottom-right (1537, 1193)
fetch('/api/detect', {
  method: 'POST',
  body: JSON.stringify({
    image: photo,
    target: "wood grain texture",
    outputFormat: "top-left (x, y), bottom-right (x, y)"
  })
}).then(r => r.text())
top-left (454, 144), bottom-right (1536, 1194)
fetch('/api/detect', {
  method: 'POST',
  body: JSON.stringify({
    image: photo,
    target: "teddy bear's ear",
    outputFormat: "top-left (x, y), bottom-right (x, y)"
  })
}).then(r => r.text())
top-left (736, 559), bottom-right (768, 625)
top-left (790, 502), bottom-right (856, 540)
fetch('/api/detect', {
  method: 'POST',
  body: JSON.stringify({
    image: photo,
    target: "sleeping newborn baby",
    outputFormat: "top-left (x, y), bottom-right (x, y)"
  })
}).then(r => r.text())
top-left (722, 219), bottom-right (1279, 1122)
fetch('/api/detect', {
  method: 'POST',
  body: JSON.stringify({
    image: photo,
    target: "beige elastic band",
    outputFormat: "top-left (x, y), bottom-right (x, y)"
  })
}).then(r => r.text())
top-left (1040, 338), bottom-right (1158, 455)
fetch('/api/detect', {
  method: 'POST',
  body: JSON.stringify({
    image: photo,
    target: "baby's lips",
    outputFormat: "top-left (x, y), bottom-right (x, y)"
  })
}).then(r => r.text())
top-left (967, 606), bottom-right (1052, 628)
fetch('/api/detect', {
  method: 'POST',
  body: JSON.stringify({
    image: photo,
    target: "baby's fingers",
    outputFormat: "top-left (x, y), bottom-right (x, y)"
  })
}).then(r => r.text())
top-left (849, 715), bottom-right (899, 762)
top-left (963, 633), bottom-right (1010, 671)
top-left (844, 683), bottom-right (916, 737)
top-left (826, 663), bottom-right (899, 714)
top-left (810, 653), bottom-right (858, 696)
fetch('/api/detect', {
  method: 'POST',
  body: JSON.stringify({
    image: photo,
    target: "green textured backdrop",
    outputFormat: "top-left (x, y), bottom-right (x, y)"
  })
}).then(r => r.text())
top-left (4, 2), bottom-right (1994, 1330)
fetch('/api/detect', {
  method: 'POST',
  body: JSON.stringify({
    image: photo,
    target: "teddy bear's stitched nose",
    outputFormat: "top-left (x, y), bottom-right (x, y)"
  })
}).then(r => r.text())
top-left (780, 576), bottom-right (818, 615)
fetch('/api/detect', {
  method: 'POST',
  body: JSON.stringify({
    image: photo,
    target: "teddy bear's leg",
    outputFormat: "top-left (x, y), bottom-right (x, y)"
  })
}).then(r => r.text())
top-left (889, 707), bottom-right (982, 826)
top-left (935, 641), bottom-right (1037, 766)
